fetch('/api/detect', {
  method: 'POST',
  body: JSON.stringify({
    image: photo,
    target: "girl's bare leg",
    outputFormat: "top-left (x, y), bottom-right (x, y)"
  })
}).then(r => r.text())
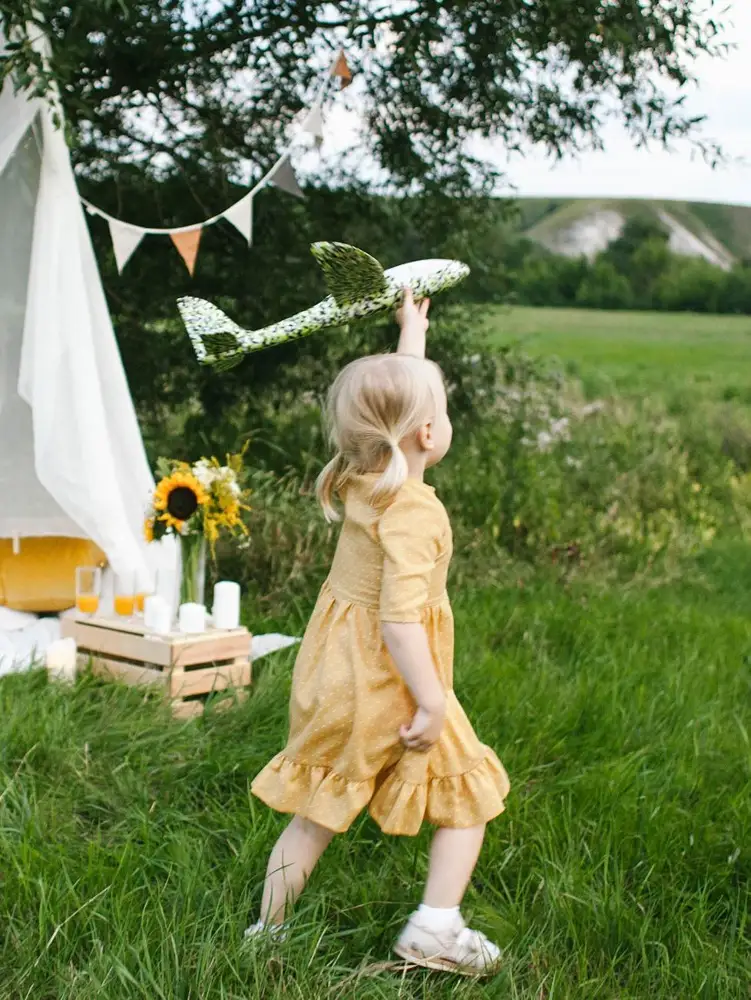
top-left (395, 824), bottom-right (501, 974)
top-left (260, 815), bottom-right (335, 925)
top-left (422, 824), bottom-right (486, 908)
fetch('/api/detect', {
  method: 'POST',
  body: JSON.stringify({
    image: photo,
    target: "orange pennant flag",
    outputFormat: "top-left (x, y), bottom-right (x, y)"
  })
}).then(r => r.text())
top-left (332, 50), bottom-right (353, 89)
top-left (170, 228), bottom-right (202, 276)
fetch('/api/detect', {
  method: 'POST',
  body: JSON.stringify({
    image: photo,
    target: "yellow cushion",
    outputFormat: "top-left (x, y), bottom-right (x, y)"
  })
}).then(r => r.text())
top-left (0, 537), bottom-right (106, 613)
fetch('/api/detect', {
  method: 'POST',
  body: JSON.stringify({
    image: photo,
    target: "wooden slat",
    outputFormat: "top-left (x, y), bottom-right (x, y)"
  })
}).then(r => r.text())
top-left (170, 626), bottom-right (248, 646)
top-left (172, 688), bottom-right (249, 722)
top-left (170, 659), bottom-right (251, 698)
top-left (76, 616), bottom-right (249, 643)
top-left (67, 615), bottom-right (152, 636)
top-left (63, 619), bottom-right (173, 666)
top-left (214, 689), bottom-right (249, 713)
top-left (172, 700), bottom-right (205, 720)
top-left (82, 655), bottom-right (168, 689)
top-left (170, 632), bottom-right (251, 667)
top-left (62, 617), bottom-right (251, 669)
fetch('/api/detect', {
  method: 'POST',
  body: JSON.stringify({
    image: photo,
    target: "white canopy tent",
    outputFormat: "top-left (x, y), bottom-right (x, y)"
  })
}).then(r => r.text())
top-left (0, 30), bottom-right (172, 602)
top-left (0, 30), bottom-right (297, 676)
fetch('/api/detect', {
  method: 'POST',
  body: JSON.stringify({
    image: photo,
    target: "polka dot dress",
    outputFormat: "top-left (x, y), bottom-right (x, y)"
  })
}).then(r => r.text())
top-left (251, 474), bottom-right (510, 836)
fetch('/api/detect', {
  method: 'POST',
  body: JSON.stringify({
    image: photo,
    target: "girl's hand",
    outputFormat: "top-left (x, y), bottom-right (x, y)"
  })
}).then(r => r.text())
top-left (400, 703), bottom-right (446, 753)
top-left (396, 287), bottom-right (430, 335)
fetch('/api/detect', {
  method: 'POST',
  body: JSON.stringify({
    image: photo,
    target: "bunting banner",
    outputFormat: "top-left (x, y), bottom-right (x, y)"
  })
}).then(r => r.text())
top-left (222, 192), bottom-right (254, 245)
top-left (301, 104), bottom-right (324, 148)
top-left (268, 156), bottom-right (305, 199)
top-left (332, 50), bottom-right (353, 89)
top-left (79, 48), bottom-right (354, 277)
top-left (171, 228), bottom-right (202, 276)
top-left (108, 220), bottom-right (145, 273)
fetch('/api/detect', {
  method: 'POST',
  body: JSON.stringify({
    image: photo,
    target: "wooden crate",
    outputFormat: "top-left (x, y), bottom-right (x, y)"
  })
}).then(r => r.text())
top-left (61, 616), bottom-right (252, 719)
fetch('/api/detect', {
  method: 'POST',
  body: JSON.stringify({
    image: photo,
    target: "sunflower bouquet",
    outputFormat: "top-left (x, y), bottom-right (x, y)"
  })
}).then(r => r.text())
top-left (145, 451), bottom-right (249, 604)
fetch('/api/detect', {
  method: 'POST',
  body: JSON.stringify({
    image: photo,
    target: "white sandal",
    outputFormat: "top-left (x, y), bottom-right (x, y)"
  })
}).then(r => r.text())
top-left (394, 911), bottom-right (501, 977)
top-left (243, 920), bottom-right (287, 943)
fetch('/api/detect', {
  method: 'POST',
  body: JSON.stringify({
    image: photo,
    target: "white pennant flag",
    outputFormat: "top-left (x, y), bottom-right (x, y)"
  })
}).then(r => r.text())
top-left (269, 156), bottom-right (305, 199)
top-left (302, 105), bottom-right (324, 147)
top-left (222, 193), bottom-right (254, 245)
top-left (108, 220), bottom-right (145, 273)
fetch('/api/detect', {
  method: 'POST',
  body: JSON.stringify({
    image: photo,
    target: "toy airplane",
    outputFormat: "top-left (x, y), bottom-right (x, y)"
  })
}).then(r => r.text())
top-left (177, 241), bottom-right (470, 371)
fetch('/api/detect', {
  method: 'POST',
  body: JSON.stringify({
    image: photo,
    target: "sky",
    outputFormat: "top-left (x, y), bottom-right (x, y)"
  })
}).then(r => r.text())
top-left (319, 1), bottom-right (750, 207)
top-left (494, 1), bottom-right (751, 206)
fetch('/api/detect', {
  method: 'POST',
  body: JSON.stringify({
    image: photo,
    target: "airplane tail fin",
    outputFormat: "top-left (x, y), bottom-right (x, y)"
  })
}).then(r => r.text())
top-left (177, 296), bottom-right (246, 372)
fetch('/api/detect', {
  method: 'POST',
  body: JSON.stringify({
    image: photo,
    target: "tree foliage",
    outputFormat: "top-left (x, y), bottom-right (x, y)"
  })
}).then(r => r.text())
top-left (0, 0), bottom-right (734, 472)
top-left (505, 217), bottom-right (751, 317)
top-left (1, 0), bottom-right (727, 194)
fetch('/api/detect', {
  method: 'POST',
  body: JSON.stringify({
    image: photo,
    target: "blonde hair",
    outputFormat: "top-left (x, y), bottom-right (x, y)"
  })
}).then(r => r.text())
top-left (316, 354), bottom-right (445, 522)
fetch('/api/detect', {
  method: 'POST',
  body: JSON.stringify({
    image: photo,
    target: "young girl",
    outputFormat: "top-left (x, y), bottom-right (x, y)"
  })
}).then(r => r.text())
top-left (249, 291), bottom-right (510, 976)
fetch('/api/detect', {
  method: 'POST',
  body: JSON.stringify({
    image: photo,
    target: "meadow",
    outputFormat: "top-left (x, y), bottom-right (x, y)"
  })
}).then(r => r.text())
top-left (488, 306), bottom-right (751, 406)
top-left (1, 307), bottom-right (750, 998)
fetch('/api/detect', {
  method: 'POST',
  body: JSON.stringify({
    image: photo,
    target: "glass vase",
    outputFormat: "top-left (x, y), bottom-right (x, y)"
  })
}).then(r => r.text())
top-left (179, 533), bottom-right (207, 606)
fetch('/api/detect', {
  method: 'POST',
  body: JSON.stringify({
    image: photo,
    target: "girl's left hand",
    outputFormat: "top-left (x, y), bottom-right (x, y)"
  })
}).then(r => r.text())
top-left (396, 287), bottom-right (430, 334)
top-left (400, 704), bottom-right (445, 753)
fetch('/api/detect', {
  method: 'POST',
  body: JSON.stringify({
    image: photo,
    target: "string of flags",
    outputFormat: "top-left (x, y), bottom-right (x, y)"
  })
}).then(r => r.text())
top-left (81, 49), bottom-right (353, 276)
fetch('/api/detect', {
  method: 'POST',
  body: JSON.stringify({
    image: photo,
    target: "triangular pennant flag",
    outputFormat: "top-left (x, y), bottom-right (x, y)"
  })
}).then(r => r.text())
top-left (109, 219), bottom-right (145, 274)
top-left (170, 227), bottom-right (202, 276)
top-left (302, 105), bottom-right (324, 148)
top-left (223, 193), bottom-right (254, 245)
top-left (269, 157), bottom-right (305, 199)
top-left (332, 50), bottom-right (353, 89)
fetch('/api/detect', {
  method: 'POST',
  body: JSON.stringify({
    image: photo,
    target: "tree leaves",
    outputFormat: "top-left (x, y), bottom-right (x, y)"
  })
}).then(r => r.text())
top-left (0, 0), bottom-right (727, 192)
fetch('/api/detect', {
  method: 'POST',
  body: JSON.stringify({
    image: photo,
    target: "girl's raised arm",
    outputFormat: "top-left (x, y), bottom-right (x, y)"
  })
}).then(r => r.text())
top-left (396, 288), bottom-right (430, 358)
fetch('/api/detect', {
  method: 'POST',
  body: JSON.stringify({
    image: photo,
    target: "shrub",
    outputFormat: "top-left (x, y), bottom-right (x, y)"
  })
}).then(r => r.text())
top-left (212, 344), bottom-right (750, 616)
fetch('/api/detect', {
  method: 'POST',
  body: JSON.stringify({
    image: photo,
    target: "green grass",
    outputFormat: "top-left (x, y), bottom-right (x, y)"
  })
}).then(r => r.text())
top-left (3, 305), bottom-right (751, 995)
top-left (2, 550), bottom-right (750, 998)
top-left (486, 306), bottom-right (751, 405)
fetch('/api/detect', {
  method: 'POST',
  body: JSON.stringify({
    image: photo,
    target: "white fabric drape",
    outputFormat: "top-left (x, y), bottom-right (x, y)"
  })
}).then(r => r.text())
top-left (0, 32), bottom-right (164, 581)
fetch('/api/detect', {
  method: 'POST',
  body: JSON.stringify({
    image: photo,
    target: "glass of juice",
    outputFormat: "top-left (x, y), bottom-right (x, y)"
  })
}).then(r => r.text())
top-left (134, 570), bottom-right (157, 616)
top-left (114, 572), bottom-right (136, 618)
top-left (76, 566), bottom-right (101, 617)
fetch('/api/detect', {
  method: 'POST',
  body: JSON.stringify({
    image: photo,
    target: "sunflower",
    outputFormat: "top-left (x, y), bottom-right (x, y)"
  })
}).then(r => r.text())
top-left (153, 471), bottom-right (208, 531)
top-left (143, 517), bottom-right (155, 543)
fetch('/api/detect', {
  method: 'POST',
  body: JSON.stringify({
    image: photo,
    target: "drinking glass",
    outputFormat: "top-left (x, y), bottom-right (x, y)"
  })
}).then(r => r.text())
top-left (75, 566), bottom-right (102, 617)
top-left (135, 570), bottom-right (157, 615)
top-left (114, 572), bottom-right (135, 618)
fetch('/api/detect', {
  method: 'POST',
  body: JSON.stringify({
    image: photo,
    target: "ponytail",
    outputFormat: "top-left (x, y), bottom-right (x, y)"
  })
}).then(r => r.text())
top-left (316, 452), bottom-right (350, 523)
top-left (370, 437), bottom-right (409, 510)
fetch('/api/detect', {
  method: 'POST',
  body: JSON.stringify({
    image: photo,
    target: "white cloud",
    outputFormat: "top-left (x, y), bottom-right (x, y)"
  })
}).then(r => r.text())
top-left (320, 1), bottom-right (751, 206)
top-left (499, 0), bottom-right (751, 205)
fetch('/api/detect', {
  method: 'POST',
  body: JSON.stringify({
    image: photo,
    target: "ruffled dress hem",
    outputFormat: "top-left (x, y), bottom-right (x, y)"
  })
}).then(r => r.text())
top-left (251, 749), bottom-right (510, 837)
top-left (251, 755), bottom-right (375, 834)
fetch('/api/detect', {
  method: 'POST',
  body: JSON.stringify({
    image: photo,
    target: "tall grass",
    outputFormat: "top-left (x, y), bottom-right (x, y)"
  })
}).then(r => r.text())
top-left (1, 564), bottom-right (749, 998)
top-left (2, 309), bottom-right (750, 996)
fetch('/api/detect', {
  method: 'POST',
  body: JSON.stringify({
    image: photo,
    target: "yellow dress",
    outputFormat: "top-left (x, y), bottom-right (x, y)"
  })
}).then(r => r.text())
top-left (251, 474), bottom-right (510, 836)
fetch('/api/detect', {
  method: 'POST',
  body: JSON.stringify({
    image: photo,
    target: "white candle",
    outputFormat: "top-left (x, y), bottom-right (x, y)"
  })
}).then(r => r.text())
top-left (212, 581), bottom-right (241, 630)
top-left (144, 595), bottom-right (172, 634)
top-left (178, 602), bottom-right (206, 634)
top-left (46, 637), bottom-right (77, 684)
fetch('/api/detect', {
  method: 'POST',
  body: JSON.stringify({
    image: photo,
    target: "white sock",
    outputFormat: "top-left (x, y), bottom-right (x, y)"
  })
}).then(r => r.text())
top-left (417, 903), bottom-right (461, 931)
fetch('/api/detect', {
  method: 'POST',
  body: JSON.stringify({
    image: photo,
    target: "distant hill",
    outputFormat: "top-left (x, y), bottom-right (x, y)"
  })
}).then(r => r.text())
top-left (518, 198), bottom-right (751, 271)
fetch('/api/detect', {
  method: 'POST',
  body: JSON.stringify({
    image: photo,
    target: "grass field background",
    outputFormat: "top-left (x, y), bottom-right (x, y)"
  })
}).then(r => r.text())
top-left (487, 306), bottom-right (751, 405)
top-left (1, 307), bottom-right (750, 998)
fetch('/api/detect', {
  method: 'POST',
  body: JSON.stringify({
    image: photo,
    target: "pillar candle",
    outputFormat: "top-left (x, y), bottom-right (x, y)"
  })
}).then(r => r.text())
top-left (46, 637), bottom-right (77, 684)
top-left (212, 581), bottom-right (241, 630)
top-left (178, 602), bottom-right (206, 634)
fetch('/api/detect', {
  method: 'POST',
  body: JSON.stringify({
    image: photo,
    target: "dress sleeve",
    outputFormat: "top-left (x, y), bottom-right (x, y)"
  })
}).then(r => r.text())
top-left (378, 491), bottom-right (440, 623)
